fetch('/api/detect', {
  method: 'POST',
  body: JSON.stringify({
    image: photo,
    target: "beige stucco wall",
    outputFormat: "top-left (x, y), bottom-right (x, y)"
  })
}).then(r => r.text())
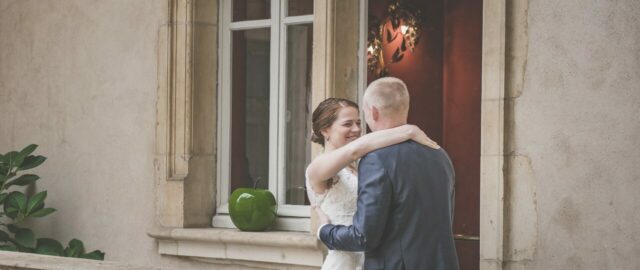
top-left (0, 1), bottom-right (222, 269)
top-left (505, 0), bottom-right (640, 269)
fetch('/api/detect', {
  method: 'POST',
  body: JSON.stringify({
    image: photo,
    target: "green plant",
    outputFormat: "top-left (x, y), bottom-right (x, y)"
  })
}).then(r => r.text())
top-left (0, 144), bottom-right (104, 260)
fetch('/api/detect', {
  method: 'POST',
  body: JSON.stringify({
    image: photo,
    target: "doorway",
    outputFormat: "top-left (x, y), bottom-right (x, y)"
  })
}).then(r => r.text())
top-left (366, 1), bottom-right (482, 269)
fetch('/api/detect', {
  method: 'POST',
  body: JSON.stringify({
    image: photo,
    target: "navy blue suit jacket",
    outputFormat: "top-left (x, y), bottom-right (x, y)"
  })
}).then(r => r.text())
top-left (319, 141), bottom-right (459, 270)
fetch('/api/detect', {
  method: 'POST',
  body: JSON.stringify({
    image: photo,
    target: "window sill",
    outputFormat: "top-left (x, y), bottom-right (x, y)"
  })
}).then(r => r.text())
top-left (212, 214), bottom-right (310, 232)
top-left (147, 227), bottom-right (325, 267)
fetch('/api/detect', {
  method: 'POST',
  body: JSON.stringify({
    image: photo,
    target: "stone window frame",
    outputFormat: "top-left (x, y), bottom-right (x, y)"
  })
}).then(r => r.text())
top-left (212, 0), bottom-right (315, 232)
top-left (148, 0), bottom-right (357, 267)
top-left (149, 0), bottom-right (508, 269)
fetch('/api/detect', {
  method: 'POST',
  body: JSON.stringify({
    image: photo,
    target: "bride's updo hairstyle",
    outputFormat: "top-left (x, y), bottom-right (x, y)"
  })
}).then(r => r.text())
top-left (311, 98), bottom-right (359, 147)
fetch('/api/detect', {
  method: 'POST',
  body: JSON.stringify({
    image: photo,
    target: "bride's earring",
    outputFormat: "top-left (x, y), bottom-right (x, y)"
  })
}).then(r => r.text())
top-left (326, 136), bottom-right (330, 142)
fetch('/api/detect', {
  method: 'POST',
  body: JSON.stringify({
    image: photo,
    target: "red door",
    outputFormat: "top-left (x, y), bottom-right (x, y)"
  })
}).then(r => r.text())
top-left (368, 1), bottom-right (482, 269)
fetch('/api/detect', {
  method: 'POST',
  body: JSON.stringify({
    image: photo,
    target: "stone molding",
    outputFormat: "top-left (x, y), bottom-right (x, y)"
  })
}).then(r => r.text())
top-left (148, 227), bottom-right (322, 250)
top-left (155, 0), bottom-right (217, 228)
top-left (155, 0), bottom-right (194, 228)
top-left (148, 228), bottom-right (325, 268)
top-left (0, 251), bottom-right (159, 270)
top-left (166, 0), bottom-right (193, 181)
top-left (480, 0), bottom-right (507, 269)
top-left (310, 0), bottom-right (334, 163)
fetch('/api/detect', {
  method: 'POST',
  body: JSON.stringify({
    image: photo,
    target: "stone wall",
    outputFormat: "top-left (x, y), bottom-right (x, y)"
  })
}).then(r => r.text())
top-left (504, 0), bottom-right (640, 269)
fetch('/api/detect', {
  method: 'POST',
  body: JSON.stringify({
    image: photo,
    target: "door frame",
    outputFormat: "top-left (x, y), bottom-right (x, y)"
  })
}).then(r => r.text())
top-left (353, 1), bottom-right (507, 269)
top-left (478, 1), bottom-right (507, 269)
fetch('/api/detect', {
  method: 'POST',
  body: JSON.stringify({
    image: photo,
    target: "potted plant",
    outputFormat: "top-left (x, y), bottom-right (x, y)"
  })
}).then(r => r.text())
top-left (0, 144), bottom-right (104, 260)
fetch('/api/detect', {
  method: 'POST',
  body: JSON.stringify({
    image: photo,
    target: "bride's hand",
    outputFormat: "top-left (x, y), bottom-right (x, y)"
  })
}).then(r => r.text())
top-left (408, 125), bottom-right (440, 149)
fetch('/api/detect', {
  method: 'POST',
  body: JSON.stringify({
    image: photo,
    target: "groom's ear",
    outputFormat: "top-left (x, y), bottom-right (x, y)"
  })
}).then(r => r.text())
top-left (371, 106), bottom-right (380, 121)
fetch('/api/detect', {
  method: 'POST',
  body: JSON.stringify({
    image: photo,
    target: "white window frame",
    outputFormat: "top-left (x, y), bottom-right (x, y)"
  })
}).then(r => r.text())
top-left (214, 0), bottom-right (314, 231)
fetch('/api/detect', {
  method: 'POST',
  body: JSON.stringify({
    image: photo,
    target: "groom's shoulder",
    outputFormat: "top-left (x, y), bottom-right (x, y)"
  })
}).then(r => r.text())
top-left (378, 140), bottom-right (428, 151)
top-left (361, 141), bottom-right (401, 163)
top-left (369, 140), bottom-right (446, 158)
top-left (365, 140), bottom-right (414, 160)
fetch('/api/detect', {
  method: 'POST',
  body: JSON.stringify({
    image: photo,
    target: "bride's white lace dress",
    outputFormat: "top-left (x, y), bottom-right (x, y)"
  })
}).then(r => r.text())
top-left (306, 167), bottom-right (364, 270)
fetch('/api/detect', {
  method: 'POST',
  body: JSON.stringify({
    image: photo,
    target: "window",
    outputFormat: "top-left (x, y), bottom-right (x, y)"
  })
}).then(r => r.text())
top-left (215, 0), bottom-right (314, 231)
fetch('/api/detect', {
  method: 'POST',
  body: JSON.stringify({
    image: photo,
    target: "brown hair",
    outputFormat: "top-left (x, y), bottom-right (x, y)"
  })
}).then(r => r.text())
top-left (311, 98), bottom-right (359, 147)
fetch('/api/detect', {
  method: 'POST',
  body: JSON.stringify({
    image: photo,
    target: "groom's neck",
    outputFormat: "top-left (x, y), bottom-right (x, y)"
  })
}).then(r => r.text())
top-left (373, 118), bottom-right (407, 131)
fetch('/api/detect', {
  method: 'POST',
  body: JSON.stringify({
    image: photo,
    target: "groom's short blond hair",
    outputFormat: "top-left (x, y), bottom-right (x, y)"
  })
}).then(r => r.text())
top-left (363, 77), bottom-right (410, 116)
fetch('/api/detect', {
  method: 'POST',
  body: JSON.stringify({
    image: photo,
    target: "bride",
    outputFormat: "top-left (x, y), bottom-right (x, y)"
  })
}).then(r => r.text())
top-left (305, 98), bottom-right (438, 270)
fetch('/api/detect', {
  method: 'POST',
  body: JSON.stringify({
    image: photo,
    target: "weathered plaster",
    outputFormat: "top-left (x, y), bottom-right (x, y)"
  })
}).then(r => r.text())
top-left (508, 0), bottom-right (640, 269)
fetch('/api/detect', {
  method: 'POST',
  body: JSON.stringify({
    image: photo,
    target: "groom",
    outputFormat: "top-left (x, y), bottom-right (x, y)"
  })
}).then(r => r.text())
top-left (315, 77), bottom-right (460, 269)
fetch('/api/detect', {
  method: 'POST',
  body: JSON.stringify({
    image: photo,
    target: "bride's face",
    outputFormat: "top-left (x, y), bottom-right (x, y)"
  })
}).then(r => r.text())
top-left (323, 106), bottom-right (362, 148)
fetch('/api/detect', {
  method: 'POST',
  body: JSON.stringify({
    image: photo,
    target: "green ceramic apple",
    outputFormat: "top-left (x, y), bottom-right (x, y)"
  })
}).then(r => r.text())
top-left (228, 179), bottom-right (277, 231)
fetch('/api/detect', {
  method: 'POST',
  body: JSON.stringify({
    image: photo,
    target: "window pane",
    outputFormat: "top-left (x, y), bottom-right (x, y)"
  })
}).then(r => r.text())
top-left (231, 29), bottom-right (271, 194)
top-left (287, 0), bottom-right (313, 16)
top-left (233, 0), bottom-right (270, 22)
top-left (285, 24), bottom-right (313, 205)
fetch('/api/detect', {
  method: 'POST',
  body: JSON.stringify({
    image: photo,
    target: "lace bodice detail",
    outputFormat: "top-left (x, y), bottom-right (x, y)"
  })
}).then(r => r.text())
top-left (306, 167), bottom-right (364, 269)
top-left (306, 168), bottom-right (358, 225)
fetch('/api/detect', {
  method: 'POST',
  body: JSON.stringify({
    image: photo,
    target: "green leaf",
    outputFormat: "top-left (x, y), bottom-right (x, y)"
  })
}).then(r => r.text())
top-left (5, 151), bottom-right (18, 165)
top-left (4, 192), bottom-right (27, 218)
top-left (0, 167), bottom-right (9, 181)
top-left (0, 174), bottom-right (8, 185)
top-left (0, 245), bottom-right (17, 251)
top-left (14, 145), bottom-right (38, 169)
top-left (6, 191), bottom-right (27, 210)
top-left (18, 145), bottom-right (38, 159)
top-left (65, 239), bottom-right (85, 257)
top-left (29, 208), bottom-right (56, 218)
top-left (36, 238), bottom-right (64, 256)
top-left (69, 239), bottom-right (84, 252)
top-left (14, 227), bottom-right (35, 249)
top-left (27, 191), bottom-right (47, 215)
top-left (7, 224), bottom-right (20, 234)
top-left (0, 230), bottom-right (10, 242)
top-left (63, 246), bottom-right (71, 257)
top-left (5, 174), bottom-right (40, 188)
top-left (0, 171), bottom-right (16, 183)
top-left (15, 244), bottom-right (34, 253)
top-left (0, 193), bottom-right (7, 204)
top-left (81, 250), bottom-right (105, 260)
top-left (4, 206), bottom-right (19, 219)
top-left (18, 156), bottom-right (46, 171)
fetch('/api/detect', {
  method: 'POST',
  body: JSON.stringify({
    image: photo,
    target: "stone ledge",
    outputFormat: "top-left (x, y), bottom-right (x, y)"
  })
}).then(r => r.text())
top-left (147, 227), bottom-right (322, 249)
top-left (147, 227), bottom-right (325, 267)
top-left (0, 251), bottom-right (160, 270)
